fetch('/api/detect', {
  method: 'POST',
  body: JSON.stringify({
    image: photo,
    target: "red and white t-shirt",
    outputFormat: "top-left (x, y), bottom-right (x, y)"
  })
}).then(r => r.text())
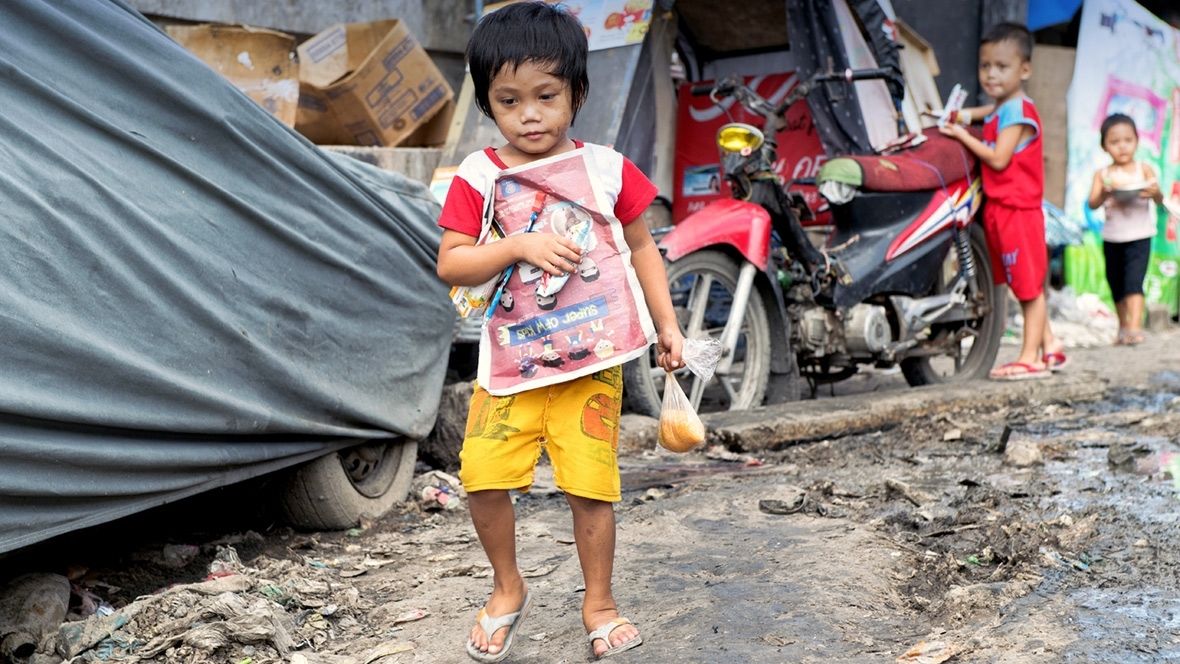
top-left (439, 141), bottom-right (657, 236)
top-left (438, 142), bottom-right (659, 395)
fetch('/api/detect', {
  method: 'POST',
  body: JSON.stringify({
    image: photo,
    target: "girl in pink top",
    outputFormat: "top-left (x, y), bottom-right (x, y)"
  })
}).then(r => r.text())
top-left (1087, 114), bottom-right (1163, 345)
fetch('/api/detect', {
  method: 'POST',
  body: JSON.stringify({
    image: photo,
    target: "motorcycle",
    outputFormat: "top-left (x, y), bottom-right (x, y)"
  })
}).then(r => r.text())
top-left (623, 69), bottom-right (1006, 415)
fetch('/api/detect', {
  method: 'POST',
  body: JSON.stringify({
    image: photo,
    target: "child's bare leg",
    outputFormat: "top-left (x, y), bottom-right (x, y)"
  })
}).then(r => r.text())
top-left (1042, 310), bottom-right (1061, 355)
top-left (1016, 293), bottom-right (1047, 366)
top-left (566, 494), bottom-right (640, 656)
top-left (1115, 299), bottom-right (1129, 336)
top-left (467, 489), bottom-right (527, 656)
top-left (1125, 294), bottom-right (1145, 332)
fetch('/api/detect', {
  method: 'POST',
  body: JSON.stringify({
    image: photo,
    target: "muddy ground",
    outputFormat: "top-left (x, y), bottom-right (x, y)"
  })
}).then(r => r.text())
top-left (2, 332), bottom-right (1179, 664)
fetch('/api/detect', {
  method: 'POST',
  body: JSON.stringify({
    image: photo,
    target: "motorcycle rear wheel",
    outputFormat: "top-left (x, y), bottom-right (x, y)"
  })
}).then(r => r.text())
top-left (901, 224), bottom-right (1006, 385)
top-left (624, 250), bottom-right (771, 416)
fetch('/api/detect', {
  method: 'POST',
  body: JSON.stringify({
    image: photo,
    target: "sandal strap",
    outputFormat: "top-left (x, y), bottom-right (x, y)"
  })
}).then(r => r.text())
top-left (587, 618), bottom-right (632, 644)
top-left (478, 607), bottom-right (522, 637)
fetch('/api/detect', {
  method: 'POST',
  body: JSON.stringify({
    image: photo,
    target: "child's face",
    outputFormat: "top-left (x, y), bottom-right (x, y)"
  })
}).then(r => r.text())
top-left (1103, 123), bottom-right (1138, 165)
top-left (978, 40), bottom-right (1029, 102)
top-left (488, 60), bottom-right (574, 163)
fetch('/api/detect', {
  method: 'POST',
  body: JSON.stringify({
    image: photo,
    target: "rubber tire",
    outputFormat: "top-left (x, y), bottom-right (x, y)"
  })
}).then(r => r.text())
top-left (278, 439), bottom-right (418, 530)
top-left (901, 224), bottom-right (1007, 386)
top-left (624, 250), bottom-right (772, 416)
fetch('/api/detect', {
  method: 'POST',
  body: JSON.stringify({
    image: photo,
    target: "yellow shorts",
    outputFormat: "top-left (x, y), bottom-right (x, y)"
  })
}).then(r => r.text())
top-left (459, 366), bottom-right (623, 502)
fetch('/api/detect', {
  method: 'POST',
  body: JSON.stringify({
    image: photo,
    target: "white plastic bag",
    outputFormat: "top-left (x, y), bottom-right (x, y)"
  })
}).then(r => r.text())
top-left (657, 338), bottom-right (722, 453)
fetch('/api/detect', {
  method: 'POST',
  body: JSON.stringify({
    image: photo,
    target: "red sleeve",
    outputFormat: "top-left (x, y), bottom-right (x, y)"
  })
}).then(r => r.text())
top-left (437, 177), bottom-right (484, 237)
top-left (614, 157), bottom-right (658, 225)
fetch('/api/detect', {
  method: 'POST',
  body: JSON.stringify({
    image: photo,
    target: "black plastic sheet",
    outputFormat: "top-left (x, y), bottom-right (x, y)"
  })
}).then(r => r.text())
top-left (0, 0), bottom-right (453, 552)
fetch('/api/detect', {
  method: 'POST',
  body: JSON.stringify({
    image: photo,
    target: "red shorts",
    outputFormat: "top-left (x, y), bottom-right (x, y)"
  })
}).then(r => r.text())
top-left (983, 202), bottom-right (1047, 301)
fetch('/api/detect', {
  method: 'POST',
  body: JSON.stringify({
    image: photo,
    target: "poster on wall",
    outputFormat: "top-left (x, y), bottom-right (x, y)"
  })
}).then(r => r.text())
top-left (483, 0), bottom-right (653, 51)
top-left (673, 73), bottom-right (829, 224)
top-left (1064, 0), bottom-right (1180, 314)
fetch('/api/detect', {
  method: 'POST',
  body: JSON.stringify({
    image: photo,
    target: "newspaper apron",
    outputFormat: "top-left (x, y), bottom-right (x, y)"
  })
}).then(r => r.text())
top-left (477, 148), bottom-right (656, 395)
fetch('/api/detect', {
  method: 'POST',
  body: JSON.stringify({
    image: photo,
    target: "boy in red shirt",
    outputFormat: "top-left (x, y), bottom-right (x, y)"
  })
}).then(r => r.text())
top-left (941, 22), bottom-right (1066, 380)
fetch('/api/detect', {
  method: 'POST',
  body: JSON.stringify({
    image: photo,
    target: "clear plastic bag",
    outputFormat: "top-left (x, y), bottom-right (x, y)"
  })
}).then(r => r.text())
top-left (659, 374), bottom-right (705, 452)
top-left (657, 338), bottom-right (722, 453)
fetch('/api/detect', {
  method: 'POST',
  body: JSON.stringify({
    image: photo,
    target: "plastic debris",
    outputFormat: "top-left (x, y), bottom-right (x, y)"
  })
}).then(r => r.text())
top-left (896, 639), bottom-right (960, 663)
top-left (0, 573), bottom-right (70, 662)
top-left (413, 470), bottom-right (465, 511)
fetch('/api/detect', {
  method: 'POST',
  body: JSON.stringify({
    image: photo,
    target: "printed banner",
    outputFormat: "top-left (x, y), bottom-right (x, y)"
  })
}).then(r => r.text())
top-left (477, 149), bottom-right (655, 395)
top-left (1065, 0), bottom-right (1180, 314)
top-left (673, 73), bottom-right (829, 224)
top-left (484, 0), bottom-right (652, 52)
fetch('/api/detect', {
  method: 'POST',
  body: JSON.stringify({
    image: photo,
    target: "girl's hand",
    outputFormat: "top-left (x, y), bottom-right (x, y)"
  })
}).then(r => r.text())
top-left (1141, 180), bottom-right (1162, 201)
top-left (514, 233), bottom-right (583, 276)
top-left (656, 328), bottom-right (685, 372)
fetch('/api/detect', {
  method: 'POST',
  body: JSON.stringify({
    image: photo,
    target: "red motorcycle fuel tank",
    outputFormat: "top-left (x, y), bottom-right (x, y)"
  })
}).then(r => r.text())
top-left (658, 198), bottom-right (772, 268)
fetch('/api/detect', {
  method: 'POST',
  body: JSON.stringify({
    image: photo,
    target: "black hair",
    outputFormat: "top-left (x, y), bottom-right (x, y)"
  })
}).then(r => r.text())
top-left (466, 2), bottom-right (589, 121)
top-left (981, 22), bottom-right (1034, 62)
top-left (1100, 113), bottom-right (1138, 145)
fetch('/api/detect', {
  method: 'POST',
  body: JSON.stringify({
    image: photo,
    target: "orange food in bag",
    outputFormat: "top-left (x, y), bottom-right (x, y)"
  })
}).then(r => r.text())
top-left (658, 409), bottom-right (706, 452)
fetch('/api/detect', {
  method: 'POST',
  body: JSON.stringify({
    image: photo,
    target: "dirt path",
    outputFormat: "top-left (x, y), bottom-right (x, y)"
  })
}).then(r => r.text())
top-left (4, 331), bottom-right (1178, 664)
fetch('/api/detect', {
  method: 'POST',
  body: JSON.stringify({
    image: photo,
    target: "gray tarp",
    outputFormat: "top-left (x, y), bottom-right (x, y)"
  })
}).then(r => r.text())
top-left (0, 0), bottom-right (453, 552)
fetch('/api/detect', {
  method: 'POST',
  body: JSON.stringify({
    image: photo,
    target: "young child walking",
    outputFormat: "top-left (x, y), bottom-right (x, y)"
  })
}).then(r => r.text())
top-left (435, 3), bottom-right (684, 660)
top-left (940, 22), bottom-right (1066, 380)
top-left (1087, 113), bottom-right (1163, 345)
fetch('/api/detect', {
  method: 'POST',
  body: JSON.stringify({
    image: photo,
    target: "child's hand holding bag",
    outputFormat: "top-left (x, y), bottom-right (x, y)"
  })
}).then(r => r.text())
top-left (658, 338), bottom-right (723, 453)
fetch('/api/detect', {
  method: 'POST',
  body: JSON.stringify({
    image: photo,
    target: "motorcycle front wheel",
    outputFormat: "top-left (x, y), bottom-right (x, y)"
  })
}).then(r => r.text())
top-left (901, 224), bottom-right (1006, 385)
top-left (624, 250), bottom-right (771, 416)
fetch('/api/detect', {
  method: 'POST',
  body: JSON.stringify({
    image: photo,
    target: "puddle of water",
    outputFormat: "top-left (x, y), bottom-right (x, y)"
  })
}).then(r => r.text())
top-left (1063, 588), bottom-right (1180, 662)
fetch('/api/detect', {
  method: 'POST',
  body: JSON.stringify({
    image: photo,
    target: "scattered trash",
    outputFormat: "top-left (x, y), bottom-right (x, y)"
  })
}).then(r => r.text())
top-left (760, 633), bottom-right (796, 647)
top-left (0, 573), bottom-right (70, 662)
top-left (942, 429), bottom-right (962, 442)
top-left (413, 470), bottom-right (465, 511)
top-left (361, 640), bottom-right (415, 663)
top-left (161, 543), bottom-right (201, 568)
top-left (885, 479), bottom-right (932, 507)
top-left (528, 632), bottom-right (548, 642)
top-left (390, 609), bottom-right (429, 625)
top-left (641, 487), bottom-right (666, 502)
top-left (705, 445), bottom-right (763, 466)
top-left (1107, 443), bottom-right (1154, 473)
top-left (758, 486), bottom-right (806, 515)
top-left (896, 639), bottom-right (960, 663)
top-left (758, 485), bottom-right (844, 518)
top-left (1002, 437), bottom-right (1043, 467)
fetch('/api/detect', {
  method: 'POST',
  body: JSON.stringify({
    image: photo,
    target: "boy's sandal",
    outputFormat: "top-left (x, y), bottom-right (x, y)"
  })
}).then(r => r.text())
top-left (1124, 331), bottom-right (1146, 345)
top-left (989, 362), bottom-right (1051, 382)
top-left (1042, 350), bottom-right (1069, 371)
top-left (588, 618), bottom-right (643, 659)
top-left (466, 592), bottom-right (531, 663)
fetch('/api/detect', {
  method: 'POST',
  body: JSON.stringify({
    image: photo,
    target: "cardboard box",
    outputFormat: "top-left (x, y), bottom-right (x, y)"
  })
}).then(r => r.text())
top-left (296, 20), bottom-right (454, 147)
top-left (167, 24), bottom-right (298, 127)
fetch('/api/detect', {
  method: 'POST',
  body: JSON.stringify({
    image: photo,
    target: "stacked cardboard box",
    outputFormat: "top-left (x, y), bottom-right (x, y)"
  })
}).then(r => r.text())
top-left (169, 19), bottom-right (454, 147)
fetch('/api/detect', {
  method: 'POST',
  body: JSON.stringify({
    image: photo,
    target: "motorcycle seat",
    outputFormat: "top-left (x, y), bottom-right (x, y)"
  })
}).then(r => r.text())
top-left (817, 127), bottom-right (979, 195)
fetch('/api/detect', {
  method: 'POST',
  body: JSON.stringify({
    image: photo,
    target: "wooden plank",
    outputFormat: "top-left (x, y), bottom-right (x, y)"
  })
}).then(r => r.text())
top-left (1027, 45), bottom-right (1077, 208)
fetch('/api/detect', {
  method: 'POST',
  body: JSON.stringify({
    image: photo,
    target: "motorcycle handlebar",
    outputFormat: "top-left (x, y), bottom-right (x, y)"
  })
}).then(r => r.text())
top-left (692, 67), bottom-right (893, 118)
top-left (772, 67), bottom-right (894, 116)
top-left (818, 67), bottom-right (893, 83)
